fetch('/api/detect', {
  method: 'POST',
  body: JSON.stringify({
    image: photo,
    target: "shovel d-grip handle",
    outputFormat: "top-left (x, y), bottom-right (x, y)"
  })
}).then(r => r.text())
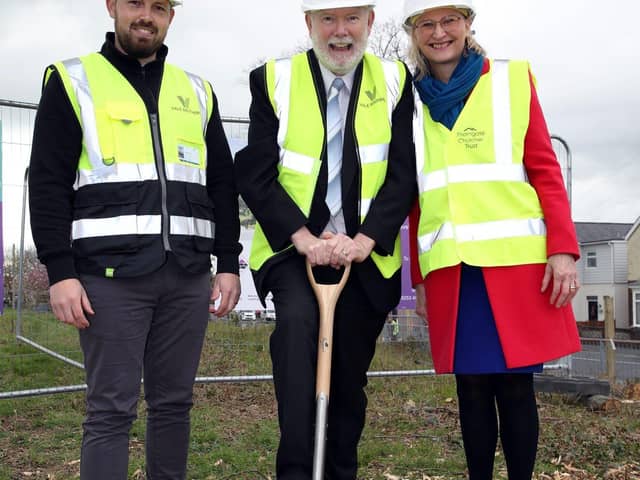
top-left (306, 260), bottom-right (351, 480)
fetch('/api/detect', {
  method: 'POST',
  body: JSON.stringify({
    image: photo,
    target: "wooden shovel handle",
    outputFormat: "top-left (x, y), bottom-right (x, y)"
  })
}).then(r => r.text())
top-left (306, 261), bottom-right (351, 398)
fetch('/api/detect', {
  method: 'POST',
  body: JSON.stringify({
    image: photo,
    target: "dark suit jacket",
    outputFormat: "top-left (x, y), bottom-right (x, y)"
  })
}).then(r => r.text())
top-left (235, 50), bottom-right (416, 313)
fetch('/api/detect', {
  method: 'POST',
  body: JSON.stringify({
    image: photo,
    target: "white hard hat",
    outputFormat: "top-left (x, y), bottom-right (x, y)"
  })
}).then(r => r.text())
top-left (301, 0), bottom-right (376, 12)
top-left (402, 0), bottom-right (474, 26)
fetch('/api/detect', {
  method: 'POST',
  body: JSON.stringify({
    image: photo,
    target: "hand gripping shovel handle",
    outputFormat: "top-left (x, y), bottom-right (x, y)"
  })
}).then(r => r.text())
top-left (306, 260), bottom-right (351, 480)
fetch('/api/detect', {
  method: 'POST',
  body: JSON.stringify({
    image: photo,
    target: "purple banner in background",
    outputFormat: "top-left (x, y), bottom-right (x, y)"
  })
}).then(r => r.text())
top-left (0, 120), bottom-right (4, 314)
top-left (397, 220), bottom-right (416, 311)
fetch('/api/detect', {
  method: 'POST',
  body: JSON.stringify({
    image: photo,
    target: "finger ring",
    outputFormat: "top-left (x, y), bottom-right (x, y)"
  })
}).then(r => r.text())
top-left (570, 284), bottom-right (576, 290)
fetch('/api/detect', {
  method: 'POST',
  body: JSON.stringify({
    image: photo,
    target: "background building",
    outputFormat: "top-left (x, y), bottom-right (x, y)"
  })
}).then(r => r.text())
top-left (573, 220), bottom-right (640, 335)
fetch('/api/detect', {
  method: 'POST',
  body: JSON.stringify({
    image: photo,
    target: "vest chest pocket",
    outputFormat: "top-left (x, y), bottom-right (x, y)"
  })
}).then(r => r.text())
top-left (163, 136), bottom-right (207, 184)
top-left (175, 136), bottom-right (205, 167)
top-left (96, 103), bottom-right (153, 168)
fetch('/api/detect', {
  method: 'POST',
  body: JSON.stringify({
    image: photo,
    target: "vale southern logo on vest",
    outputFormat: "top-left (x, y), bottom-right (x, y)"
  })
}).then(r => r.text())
top-left (173, 95), bottom-right (200, 115)
top-left (360, 85), bottom-right (385, 108)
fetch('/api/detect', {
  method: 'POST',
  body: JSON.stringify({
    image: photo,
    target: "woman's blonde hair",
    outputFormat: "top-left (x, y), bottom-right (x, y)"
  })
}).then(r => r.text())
top-left (405, 11), bottom-right (486, 81)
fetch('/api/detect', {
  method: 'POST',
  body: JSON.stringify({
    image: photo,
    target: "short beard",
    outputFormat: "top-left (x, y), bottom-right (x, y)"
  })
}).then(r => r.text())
top-left (114, 18), bottom-right (165, 60)
top-left (116, 31), bottom-right (163, 59)
top-left (311, 31), bottom-right (368, 76)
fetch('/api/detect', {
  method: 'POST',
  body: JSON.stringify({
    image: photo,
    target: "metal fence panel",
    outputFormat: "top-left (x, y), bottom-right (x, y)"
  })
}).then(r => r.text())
top-left (3, 99), bottom-right (639, 400)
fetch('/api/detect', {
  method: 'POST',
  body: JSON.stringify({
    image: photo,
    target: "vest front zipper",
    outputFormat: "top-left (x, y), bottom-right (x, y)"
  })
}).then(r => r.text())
top-left (149, 113), bottom-right (171, 251)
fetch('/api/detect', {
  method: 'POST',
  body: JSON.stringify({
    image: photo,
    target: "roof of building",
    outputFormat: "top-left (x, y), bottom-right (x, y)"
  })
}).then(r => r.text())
top-left (574, 222), bottom-right (634, 243)
top-left (626, 217), bottom-right (640, 241)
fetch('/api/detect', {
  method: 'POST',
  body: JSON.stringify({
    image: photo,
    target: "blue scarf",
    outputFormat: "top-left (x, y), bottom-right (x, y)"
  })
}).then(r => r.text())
top-left (414, 51), bottom-right (484, 130)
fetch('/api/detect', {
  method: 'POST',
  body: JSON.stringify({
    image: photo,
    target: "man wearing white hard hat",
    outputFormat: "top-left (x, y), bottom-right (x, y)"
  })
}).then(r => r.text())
top-left (402, 1), bottom-right (581, 478)
top-left (235, 1), bottom-right (416, 477)
top-left (29, 1), bottom-right (241, 478)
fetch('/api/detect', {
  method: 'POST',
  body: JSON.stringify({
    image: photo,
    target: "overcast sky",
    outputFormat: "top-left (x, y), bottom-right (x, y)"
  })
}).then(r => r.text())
top-left (1, 0), bottom-right (639, 248)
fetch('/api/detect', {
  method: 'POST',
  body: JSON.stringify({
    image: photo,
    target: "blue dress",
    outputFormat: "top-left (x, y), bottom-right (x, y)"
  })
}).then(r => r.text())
top-left (453, 263), bottom-right (543, 374)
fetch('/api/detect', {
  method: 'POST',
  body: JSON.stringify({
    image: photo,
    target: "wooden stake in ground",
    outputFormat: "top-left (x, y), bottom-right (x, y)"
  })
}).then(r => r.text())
top-left (604, 295), bottom-right (616, 385)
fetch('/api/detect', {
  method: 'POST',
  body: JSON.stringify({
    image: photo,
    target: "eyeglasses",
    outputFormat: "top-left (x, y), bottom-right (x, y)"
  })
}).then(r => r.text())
top-left (414, 15), bottom-right (463, 34)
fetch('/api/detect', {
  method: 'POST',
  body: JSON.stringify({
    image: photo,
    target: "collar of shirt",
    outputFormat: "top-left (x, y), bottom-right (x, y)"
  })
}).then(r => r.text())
top-left (318, 62), bottom-right (356, 121)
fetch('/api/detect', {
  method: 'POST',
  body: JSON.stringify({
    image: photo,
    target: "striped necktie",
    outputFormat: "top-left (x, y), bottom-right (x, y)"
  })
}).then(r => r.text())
top-left (325, 77), bottom-right (345, 215)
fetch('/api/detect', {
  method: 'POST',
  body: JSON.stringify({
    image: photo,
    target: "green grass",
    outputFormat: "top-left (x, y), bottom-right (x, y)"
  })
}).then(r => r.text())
top-left (1, 310), bottom-right (640, 479)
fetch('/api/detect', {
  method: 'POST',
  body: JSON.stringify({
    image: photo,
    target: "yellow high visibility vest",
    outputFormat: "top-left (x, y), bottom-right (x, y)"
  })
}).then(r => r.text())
top-left (50, 53), bottom-right (215, 277)
top-left (414, 59), bottom-right (548, 278)
top-left (250, 52), bottom-right (406, 278)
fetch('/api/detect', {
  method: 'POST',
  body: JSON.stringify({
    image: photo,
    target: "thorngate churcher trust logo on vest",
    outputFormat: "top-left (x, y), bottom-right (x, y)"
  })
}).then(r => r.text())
top-left (359, 85), bottom-right (385, 108)
top-left (173, 96), bottom-right (200, 115)
top-left (456, 127), bottom-right (486, 150)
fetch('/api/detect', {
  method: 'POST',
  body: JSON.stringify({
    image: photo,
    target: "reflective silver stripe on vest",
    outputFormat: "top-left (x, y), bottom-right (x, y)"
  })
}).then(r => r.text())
top-left (456, 218), bottom-right (545, 242)
top-left (71, 214), bottom-right (214, 241)
top-left (273, 59), bottom-right (293, 149)
top-left (492, 60), bottom-right (512, 165)
top-left (165, 163), bottom-right (207, 185)
top-left (280, 149), bottom-right (316, 174)
top-left (62, 58), bottom-right (104, 176)
top-left (418, 163), bottom-right (527, 193)
top-left (418, 222), bottom-right (455, 253)
top-left (412, 86), bottom-right (426, 190)
top-left (359, 143), bottom-right (389, 165)
top-left (358, 61), bottom-right (399, 220)
top-left (72, 215), bottom-right (161, 240)
top-left (418, 218), bottom-right (546, 254)
top-left (77, 163), bottom-right (158, 188)
top-left (184, 71), bottom-right (209, 168)
top-left (170, 216), bottom-right (215, 239)
top-left (380, 59), bottom-right (402, 118)
top-left (184, 71), bottom-right (209, 137)
top-left (359, 143), bottom-right (389, 216)
top-left (358, 59), bottom-right (398, 165)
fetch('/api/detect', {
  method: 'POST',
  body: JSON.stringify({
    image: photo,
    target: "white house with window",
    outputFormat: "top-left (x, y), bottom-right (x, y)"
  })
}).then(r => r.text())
top-left (626, 218), bottom-right (640, 329)
top-left (573, 222), bottom-right (634, 329)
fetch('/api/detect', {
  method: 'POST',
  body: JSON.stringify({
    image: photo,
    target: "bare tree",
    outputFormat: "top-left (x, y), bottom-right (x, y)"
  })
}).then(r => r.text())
top-left (368, 17), bottom-right (408, 62)
top-left (239, 40), bottom-right (311, 86)
top-left (3, 246), bottom-right (48, 309)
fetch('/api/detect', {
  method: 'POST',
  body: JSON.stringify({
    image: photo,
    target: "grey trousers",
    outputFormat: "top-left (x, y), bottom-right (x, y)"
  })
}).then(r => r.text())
top-left (78, 255), bottom-right (210, 480)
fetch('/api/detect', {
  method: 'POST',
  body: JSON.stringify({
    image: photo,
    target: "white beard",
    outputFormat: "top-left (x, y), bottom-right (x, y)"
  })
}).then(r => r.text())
top-left (311, 31), bottom-right (368, 76)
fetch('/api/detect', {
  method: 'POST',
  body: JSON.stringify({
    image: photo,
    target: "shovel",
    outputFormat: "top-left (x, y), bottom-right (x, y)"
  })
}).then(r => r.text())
top-left (306, 260), bottom-right (351, 480)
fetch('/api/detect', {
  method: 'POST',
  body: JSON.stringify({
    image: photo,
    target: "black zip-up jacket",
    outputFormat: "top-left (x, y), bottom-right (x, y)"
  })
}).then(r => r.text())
top-left (29, 33), bottom-right (241, 285)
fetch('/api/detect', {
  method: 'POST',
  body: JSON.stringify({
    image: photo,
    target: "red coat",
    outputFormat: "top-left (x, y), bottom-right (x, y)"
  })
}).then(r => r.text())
top-left (409, 60), bottom-right (581, 373)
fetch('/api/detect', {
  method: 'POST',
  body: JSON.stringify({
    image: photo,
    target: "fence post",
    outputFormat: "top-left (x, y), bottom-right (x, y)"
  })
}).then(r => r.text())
top-left (16, 167), bottom-right (29, 338)
top-left (603, 296), bottom-right (615, 385)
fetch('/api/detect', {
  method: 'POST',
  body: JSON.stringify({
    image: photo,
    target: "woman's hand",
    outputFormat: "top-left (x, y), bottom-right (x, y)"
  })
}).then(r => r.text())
top-left (542, 253), bottom-right (579, 308)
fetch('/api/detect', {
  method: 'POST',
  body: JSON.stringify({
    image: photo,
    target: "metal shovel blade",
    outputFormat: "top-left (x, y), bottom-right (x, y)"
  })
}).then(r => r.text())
top-left (312, 392), bottom-right (329, 480)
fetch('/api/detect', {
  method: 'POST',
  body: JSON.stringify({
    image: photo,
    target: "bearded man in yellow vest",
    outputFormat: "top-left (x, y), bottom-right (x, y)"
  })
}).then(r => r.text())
top-left (28, 1), bottom-right (241, 478)
top-left (235, 1), bottom-right (416, 477)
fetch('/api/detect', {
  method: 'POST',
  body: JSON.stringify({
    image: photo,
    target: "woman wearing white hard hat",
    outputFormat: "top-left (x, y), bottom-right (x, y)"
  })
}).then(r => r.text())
top-left (404, 1), bottom-right (581, 478)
